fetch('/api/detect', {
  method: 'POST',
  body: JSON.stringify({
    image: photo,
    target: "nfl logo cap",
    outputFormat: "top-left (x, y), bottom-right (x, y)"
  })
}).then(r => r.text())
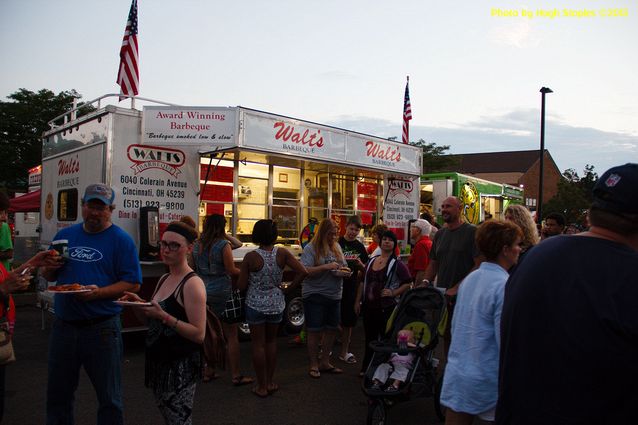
top-left (83, 183), bottom-right (115, 206)
top-left (592, 163), bottom-right (638, 214)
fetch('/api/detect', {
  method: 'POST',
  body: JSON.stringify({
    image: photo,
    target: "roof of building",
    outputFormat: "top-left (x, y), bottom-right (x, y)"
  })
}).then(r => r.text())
top-left (444, 149), bottom-right (547, 174)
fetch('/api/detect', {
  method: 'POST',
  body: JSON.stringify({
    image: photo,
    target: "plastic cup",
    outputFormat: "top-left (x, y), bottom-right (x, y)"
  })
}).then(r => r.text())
top-left (51, 239), bottom-right (69, 260)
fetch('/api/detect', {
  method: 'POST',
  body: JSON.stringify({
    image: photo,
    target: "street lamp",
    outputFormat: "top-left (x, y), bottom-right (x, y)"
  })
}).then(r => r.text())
top-left (537, 87), bottom-right (553, 224)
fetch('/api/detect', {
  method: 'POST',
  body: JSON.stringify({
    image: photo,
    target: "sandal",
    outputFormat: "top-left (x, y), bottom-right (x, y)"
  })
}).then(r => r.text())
top-left (267, 383), bottom-right (279, 394)
top-left (308, 369), bottom-right (321, 379)
top-left (338, 353), bottom-right (357, 364)
top-left (251, 386), bottom-right (269, 398)
top-left (319, 366), bottom-right (343, 374)
top-left (202, 372), bottom-right (219, 383)
top-left (232, 375), bottom-right (254, 386)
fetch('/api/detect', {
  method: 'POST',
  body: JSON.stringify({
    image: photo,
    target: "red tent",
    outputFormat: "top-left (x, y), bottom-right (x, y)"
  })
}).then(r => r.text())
top-left (9, 190), bottom-right (41, 213)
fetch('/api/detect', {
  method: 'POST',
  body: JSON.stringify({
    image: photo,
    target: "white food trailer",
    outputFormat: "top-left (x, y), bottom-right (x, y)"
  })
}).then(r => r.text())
top-left (39, 95), bottom-right (423, 330)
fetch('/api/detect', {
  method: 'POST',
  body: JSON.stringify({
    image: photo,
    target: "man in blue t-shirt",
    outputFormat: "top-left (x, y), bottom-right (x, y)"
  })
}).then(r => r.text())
top-left (41, 183), bottom-right (142, 425)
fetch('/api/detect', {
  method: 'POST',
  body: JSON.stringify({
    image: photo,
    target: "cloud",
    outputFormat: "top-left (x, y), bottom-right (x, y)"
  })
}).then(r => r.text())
top-left (487, 21), bottom-right (541, 48)
top-left (327, 110), bottom-right (638, 174)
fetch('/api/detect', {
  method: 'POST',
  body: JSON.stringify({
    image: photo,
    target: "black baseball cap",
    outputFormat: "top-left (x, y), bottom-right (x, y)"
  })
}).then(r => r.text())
top-left (592, 163), bottom-right (638, 214)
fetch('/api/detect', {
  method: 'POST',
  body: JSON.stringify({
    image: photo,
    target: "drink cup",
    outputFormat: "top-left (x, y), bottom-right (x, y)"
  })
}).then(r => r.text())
top-left (51, 239), bottom-right (69, 260)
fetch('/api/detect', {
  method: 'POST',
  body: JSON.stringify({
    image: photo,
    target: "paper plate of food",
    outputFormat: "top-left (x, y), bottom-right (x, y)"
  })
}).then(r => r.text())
top-left (114, 300), bottom-right (152, 307)
top-left (46, 283), bottom-right (91, 294)
top-left (331, 267), bottom-right (353, 277)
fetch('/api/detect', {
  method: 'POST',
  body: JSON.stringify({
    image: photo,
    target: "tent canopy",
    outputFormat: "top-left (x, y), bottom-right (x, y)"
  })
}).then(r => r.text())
top-left (9, 190), bottom-right (41, 213)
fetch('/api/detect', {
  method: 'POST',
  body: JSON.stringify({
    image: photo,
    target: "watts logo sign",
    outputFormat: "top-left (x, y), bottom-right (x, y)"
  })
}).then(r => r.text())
top-left (127, 145), bottom-right (186, 177)
top-left (389, 178), bottom-right (414, 197)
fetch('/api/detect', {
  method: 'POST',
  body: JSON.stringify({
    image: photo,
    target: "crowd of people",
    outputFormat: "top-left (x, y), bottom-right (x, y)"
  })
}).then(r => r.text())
top-left (1, 162), bottom-right (636, 424)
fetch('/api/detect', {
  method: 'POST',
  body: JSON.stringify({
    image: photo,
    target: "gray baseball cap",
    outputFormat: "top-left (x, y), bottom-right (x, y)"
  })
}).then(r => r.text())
top-left (83, 183), bottom-right (115, 205)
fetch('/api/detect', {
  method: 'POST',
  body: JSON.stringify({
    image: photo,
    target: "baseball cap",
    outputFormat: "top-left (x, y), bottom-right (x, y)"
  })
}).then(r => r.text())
top-left (592, 163), bottom-right (638, 214)
top-left (83, 183), bottom-right (115, 206)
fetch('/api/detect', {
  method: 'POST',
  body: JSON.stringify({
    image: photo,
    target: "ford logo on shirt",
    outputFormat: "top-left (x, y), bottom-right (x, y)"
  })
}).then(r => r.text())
top-left (69, 247), bottom-right (103, 262)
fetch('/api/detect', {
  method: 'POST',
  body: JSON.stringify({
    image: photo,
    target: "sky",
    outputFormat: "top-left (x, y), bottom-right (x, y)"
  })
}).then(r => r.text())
top-left (1, 0), bottom-right (636, 176)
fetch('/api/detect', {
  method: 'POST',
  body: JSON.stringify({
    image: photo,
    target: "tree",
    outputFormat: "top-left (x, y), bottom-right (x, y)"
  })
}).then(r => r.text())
top-left (542, 165), bottom-right (598, 225)
top-left (409, 139), bottom-right (461, 173)
top-left (0, 88), bottom-right (92, 191)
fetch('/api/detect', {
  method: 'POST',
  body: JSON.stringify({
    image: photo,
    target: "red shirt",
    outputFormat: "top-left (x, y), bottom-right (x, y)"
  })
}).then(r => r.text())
top-left (0, 263), bottom-right (16, 334)
top-left (407, 236), bottom-right (432, 279)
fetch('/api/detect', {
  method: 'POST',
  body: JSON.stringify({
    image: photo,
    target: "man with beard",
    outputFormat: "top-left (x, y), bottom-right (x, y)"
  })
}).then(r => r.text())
top-left (41, 184), bottom-right (142, 425)
top-left (419, 196), bottom-right (481, 354)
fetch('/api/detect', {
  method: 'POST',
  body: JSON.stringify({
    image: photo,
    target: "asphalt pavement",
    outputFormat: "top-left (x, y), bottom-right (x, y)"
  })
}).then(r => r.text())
top-left (5, 296), bottom-right (445, 425)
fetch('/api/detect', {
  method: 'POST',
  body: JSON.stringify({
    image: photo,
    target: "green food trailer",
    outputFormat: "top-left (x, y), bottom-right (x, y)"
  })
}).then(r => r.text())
top-left (420, 172), bottom-right (524, 224)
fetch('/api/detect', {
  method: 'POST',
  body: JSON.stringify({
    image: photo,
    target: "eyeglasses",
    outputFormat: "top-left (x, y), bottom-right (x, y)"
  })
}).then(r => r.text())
top-left (160, 241), bottom-right (182, 251)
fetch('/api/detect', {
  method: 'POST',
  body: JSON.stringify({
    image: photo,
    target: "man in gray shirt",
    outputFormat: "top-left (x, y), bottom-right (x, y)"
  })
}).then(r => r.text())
top-left (421, 196), bottom-right (481, 354)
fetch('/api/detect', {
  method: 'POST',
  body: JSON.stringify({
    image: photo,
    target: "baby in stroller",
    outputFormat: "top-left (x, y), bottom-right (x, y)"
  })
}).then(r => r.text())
top-left (370, 329), bottom-right (416, 393)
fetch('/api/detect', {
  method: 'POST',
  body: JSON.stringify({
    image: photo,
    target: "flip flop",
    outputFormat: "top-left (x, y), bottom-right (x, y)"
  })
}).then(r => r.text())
top-left (251, 386), bottom-right (269, 398)
top-left (232, 375), bottom-right (254, 386)
top-left (338, 353), bottom-right (357, 364)
top-left (202, 372), bottom-right (219, 383)
top-left (319, 366), bottom-right (343, 374)
top-left (308, 369), bottom-right (321, 379)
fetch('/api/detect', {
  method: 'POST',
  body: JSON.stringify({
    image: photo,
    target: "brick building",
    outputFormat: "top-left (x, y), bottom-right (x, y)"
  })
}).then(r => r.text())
top-left (440, 149), bottom-right (563, 213)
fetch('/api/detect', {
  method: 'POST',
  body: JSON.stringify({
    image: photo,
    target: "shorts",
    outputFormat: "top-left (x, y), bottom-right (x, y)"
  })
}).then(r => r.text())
top-left (245, 305), bottom-right (283, 326)
top-left (303, 293), bottom-right (340, 332)
top-left (206, 292), bottom-right (228, 318)
top-left (340, 280), bottom-right (358, 328)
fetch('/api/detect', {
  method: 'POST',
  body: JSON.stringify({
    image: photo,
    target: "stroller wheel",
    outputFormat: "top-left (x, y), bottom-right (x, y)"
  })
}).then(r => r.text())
top-left (433, 372), bottom-right (446, 421)
top-left (366, 399), bottom-right (387, 425)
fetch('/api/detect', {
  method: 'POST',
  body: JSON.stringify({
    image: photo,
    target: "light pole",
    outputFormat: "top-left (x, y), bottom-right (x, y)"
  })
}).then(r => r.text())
top-left (537, 87), bottom-right (552, 224)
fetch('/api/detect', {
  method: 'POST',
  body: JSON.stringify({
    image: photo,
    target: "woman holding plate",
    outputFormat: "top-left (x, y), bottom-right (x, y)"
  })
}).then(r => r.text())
top-left (120, 221), bottom-right (206, 425)
top-left (300, 218), bottom-right (348, 378)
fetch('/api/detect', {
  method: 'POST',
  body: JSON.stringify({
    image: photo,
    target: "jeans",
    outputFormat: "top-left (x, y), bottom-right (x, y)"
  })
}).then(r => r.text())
top-left (303, 293), bottom-right (341, 332)
top-left (46, 316), bottom-right (123, 425)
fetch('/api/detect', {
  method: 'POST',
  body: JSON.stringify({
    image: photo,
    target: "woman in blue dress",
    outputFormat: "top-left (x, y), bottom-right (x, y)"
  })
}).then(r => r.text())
top-left (192, 214), bottom-right (252, 386)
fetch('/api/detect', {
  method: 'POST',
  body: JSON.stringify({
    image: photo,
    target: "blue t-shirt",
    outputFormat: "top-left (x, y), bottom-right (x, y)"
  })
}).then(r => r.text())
top-left (51, 223), bottom-right (142, 321)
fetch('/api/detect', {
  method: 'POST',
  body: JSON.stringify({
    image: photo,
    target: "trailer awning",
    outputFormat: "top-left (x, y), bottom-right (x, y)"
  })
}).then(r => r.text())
top-left (9, 190), bottom-right (41, 213)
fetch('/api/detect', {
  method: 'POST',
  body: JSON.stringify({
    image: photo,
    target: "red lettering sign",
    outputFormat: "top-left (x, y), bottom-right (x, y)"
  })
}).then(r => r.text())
top-left (58, 155), bottom-right (80, 176)
top-left (273, 121), bottom-right (324, 147)
top-left (365, 141), bottom-right (401, 162)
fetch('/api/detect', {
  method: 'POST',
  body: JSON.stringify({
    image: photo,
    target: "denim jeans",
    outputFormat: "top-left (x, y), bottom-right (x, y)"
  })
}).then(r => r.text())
top-left (46, 316), bottom-right (123, 425)
top-left (303, 293), bottom-right (341, 332)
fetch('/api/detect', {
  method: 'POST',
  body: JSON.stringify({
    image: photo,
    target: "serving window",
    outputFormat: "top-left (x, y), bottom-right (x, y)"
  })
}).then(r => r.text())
top-left (197, 151), bottom-right (390, 246)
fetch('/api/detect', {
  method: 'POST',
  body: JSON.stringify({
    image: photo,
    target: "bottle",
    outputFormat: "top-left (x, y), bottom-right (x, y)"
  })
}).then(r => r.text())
top-left (398, 333), bottom-right (408, 352)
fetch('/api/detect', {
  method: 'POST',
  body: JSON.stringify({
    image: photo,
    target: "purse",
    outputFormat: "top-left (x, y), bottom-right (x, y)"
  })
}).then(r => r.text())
top-left (222, 288), bottom-right (245, 323)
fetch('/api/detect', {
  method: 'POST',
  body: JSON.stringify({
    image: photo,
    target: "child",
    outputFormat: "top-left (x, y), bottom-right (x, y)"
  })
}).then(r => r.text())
top-left (370, 329), bottom-right (416, 392)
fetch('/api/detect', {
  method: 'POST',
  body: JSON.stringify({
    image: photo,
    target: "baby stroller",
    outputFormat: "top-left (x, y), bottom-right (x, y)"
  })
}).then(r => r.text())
top-left (362, 286), bottom-right (447, 425)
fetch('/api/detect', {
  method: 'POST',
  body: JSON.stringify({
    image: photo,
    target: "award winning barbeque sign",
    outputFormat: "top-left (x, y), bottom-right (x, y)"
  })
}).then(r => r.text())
top-left (143, 106), bottom-right (237, 147)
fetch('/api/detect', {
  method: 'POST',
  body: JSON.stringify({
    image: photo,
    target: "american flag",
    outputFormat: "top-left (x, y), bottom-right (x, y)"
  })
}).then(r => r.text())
top-left (402, 77), bottom-right (412, 144)
top-left (117, 0), bottom-right (139, 100)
